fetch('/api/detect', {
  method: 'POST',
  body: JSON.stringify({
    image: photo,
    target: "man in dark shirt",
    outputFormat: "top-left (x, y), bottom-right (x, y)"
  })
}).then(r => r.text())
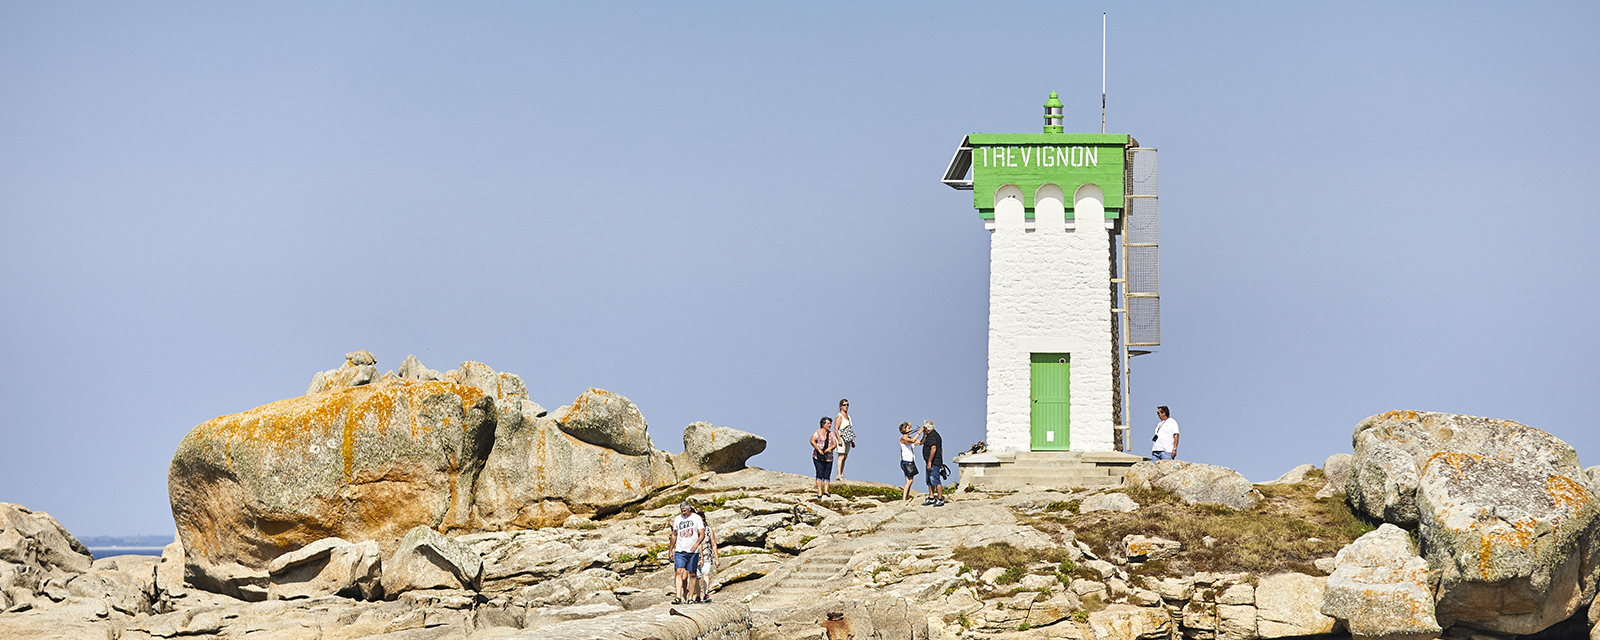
top-left (920, 421), bottom-right (945, 506)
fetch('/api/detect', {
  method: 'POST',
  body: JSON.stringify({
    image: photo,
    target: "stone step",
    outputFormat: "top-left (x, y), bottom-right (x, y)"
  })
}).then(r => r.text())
top-left (794, 557), bottom-right (850, 566)
top-left (971, 475), bottom-right (1122, 487)
top-left (788, 567), bottom-right (844, 576)
top-left (1010, 451), bottom-right (1144, 464)
top-left (984, 468), bottom-right (1132, 478)
top-left (986, 465), bottom-right (1117, 476)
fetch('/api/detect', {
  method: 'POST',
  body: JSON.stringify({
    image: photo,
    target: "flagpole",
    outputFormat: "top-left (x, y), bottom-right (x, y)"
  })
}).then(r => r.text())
top-left (1101, 12), bottom-right (1107, 134)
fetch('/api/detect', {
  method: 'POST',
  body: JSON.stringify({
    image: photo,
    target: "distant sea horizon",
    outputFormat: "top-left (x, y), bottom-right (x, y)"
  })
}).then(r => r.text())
top-left (89, 546), bottom-right (165, 558)
top-left (80, 534), bottom-right (172, 558)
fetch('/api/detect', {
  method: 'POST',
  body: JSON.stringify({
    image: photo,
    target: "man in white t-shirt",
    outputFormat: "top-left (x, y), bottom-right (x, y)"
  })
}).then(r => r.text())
top-left (1151, 406), bottom-right (1180, 460)
top-left (668, 501), bottom-right (706, 604)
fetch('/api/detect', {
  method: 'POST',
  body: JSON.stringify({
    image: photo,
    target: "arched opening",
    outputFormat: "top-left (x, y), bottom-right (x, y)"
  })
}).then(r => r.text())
top-left (1035, 184), bottom-right (1065, 232)
top-left (994, 184), bottom-right (1025, 231)
top-left (1073, 184), bottom-right (1104, 229)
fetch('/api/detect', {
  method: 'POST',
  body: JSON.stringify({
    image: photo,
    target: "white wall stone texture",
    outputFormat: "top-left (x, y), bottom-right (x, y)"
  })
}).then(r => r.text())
top-left (986, 183), bottom-right (1115, 453)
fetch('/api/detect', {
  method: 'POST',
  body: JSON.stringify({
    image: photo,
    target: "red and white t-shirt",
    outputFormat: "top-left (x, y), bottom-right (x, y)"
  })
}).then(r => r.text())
top-left (672, 513), bottom-right (706, 553)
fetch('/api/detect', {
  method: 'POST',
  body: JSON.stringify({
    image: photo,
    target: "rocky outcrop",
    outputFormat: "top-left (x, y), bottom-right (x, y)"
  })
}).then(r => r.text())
top-left (1255, 572), bottom-right (1339, 637)
top-left (265, 537), bottom-right (381, 600)
top-left (1260, 463), bottom-right (1317, 485)
top-left (168, 355), bottom-right (686, 599)
top-left (470, 396), bottom-right (678, 530)
top-left (1345, 410), bottom-right (1600, 635)
top-left (168, 369), bottom-right (498, 599)
top-left (1119, 535), bottom-right (1179, 562)
top-left (0, 502), bottom-right (94, 613)
top-left (1, 503), bottom-right (92, 577)
top-left (1123, 461), bottom-right (1263, 510)
top-left (1321, 523), bottom-right (1439, 640)
top-left (305, 350), bottom-right (381, 394)
top-left (551, 388), bottom-right (655, 456)
top-left (679, 421), bottom-right (768, 474)
top-left (1080, 492), bottom-right (1139, 513)
top-left (1316, 452), bottom-right (1352, 499)
top-left (65, 555), bottom-right (160, 616)
top-left (381, 526), bottom-right (483, 596)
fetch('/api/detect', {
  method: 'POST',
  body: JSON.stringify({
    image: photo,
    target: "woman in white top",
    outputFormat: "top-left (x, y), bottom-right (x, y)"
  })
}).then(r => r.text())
top-left (898, 421), bottom-right (922, 502)
top-left (692, 505), bottom-right (718, 602)
top-left (834, 399), bottom-right (856, 482)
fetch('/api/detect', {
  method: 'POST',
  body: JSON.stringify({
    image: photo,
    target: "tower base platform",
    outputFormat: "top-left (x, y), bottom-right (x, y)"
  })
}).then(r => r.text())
top-left (954, 450), bottom-right (1146, 491)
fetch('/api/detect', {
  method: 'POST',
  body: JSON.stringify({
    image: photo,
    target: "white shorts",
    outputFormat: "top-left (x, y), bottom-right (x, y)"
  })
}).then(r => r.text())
top-left (697, 550), bottom-right (713, 577)
top-left (837, 440), bottom-right (852, 456)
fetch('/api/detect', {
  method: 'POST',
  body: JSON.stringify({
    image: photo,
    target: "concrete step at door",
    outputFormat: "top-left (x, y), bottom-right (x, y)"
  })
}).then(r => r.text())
top-left (972, 475), bottom-right (1122, 487)
top-left (988, 465), bottom-right (1117, 476)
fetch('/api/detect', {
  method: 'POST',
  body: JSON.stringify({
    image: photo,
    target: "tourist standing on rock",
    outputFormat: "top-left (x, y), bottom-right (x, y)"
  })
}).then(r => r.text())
top-left (1151, 406), bottom-right (1180, 460)
top-left (692, 504), bottom-right (718, 603)
top-left (921, 421), bottom-right (945, 506)
top-left (811, 417), bottom-right (838, 498)
top-left (669, 501), bottom-right (706, 604)
top-left (898, 422), bottom-right (922, 502)
top-left (834, 399), bottom-right (856, 482)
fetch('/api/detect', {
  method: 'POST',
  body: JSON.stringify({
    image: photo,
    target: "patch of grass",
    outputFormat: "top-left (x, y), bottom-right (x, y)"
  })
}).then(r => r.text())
top-left (704, 493), bottom-right (749, 511)
top-left (951, 542), bottom-right (1071, 575)
top-left (719, 547), bottom-right (769, 557)
top-left (1057, 559), bottom-right (1076, 575)
top-left (578, 523), bottom-right (598, 530)
top-left (1119, 486), bottom-right (1184, 507)
top-left (1304, 467), bottom-right (1326, 479)
top-left (613, 552), bottom-right (639, 564)
top-left (995, 566), bottom-right (1023, 585)
top-left (1018, 623), bottom-right (1032, 631)
top-left (1072, 610), bottom-right (1090, 622)
top-left (1045, 500), bottom-right (1081, 514)
top-left (957, 614), bottom-right (972, 629)
top-left (1064, 489), bottom-right (1370, 575)
top-left (798, 536), bottom-right (817, 547)
top-left (872, 565), bottom-right (893, 579)
top-left (1324, 496), bottom-right (1378, 540)
top-left (1070, 566), bottom-right (1103, 582)
top-left (1081, 593), bottom-right (1106, 612)
top-left (957, 564), bottom-right (971, 575)
top-left (643, 544), bottom-right (668, 564)
top-left (831, 485), bottom-right (905, 502)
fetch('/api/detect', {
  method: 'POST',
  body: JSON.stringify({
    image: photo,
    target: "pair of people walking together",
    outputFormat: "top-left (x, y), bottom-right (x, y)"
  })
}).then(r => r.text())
top-left (668, 501), bottom-right (717, 604)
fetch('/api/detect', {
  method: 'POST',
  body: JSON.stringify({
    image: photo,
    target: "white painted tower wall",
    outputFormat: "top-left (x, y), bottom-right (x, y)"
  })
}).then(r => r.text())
top-left (986, 183), bottom-right (1115, 453)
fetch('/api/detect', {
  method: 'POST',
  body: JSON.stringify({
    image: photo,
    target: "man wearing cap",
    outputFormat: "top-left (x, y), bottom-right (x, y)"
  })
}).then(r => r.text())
top-left (668, 501), bottom-right (707, 604)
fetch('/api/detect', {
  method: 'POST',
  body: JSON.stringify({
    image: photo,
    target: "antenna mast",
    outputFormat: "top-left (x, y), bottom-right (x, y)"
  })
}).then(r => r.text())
top-left (1101, 12), bottom-right (1107, 134)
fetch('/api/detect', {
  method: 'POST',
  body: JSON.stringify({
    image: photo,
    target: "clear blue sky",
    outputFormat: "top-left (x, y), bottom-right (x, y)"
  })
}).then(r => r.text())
top-left (3, 2), bottom-right (1597, 536)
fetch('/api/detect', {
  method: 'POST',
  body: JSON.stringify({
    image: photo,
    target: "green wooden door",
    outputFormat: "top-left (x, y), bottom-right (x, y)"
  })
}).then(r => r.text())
top-left (1030, 353), bottom-right (1070, 450)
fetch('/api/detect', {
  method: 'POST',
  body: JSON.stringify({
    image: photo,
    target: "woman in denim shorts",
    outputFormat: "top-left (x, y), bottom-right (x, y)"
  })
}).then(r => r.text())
top-left (897, 422), bottom-right (922, 502)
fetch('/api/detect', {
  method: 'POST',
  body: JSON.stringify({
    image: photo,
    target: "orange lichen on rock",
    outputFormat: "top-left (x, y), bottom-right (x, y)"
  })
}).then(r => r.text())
top-left (1376, 410), bottom-right (1421, 423)
top-left (1545, 475), bottom-right (1591, 513)
top-left (565, 388), bottom-right (604, 417)
top-left (1476, 518), bottom-right (1536, 579)
top-left (1423, 451), bottom-right (1483, 475)
top-left (195, 379), bottom-right (486, 480)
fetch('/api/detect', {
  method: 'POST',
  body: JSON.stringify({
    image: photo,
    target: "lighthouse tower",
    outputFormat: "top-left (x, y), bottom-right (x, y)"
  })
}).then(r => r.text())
top-left (942, 94), bottom-right (1159, 487)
